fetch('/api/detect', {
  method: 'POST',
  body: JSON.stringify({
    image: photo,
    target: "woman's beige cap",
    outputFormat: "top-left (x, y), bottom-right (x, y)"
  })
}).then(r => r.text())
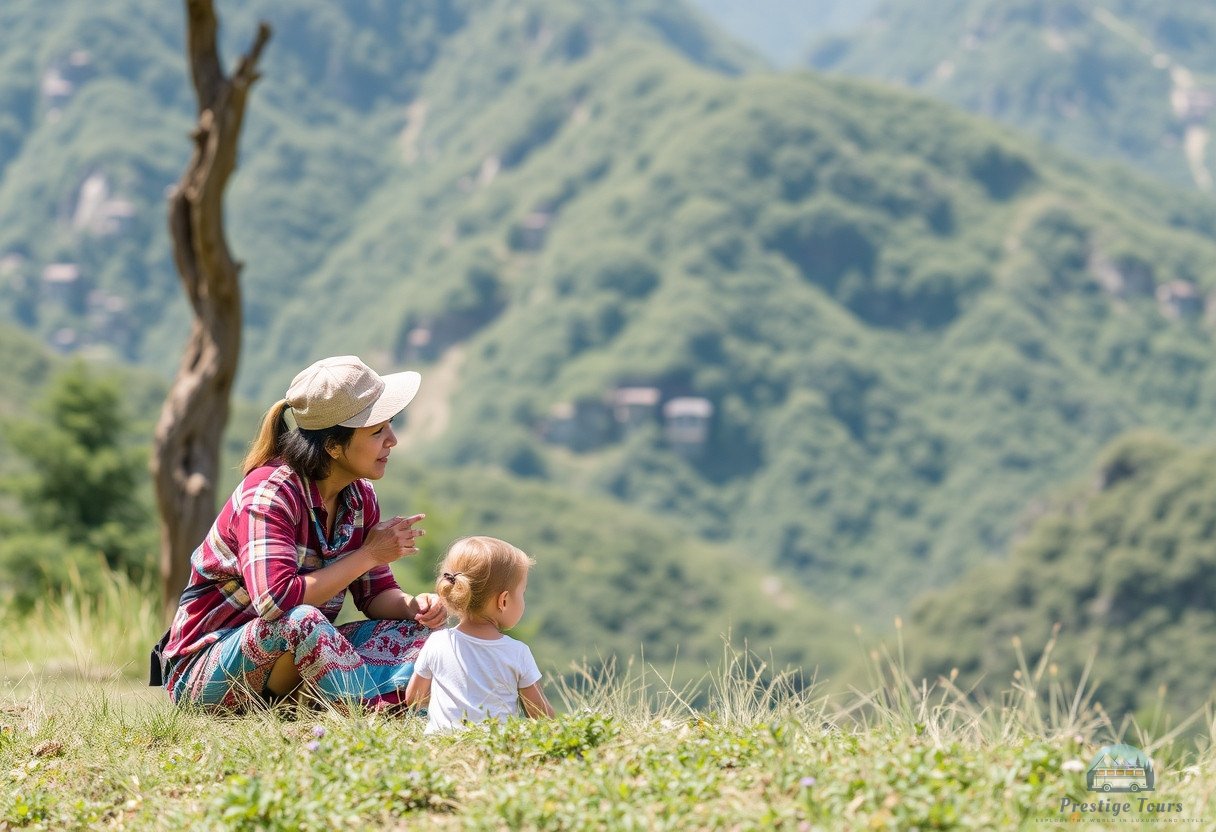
top-left (285, 355), bottom-right (421, 430)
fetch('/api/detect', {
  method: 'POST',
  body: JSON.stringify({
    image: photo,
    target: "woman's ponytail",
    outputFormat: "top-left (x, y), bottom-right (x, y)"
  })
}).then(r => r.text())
top-left (242, 399), bottom-right (291, 475)
top-left (239, 399), bottom-right (354, 481)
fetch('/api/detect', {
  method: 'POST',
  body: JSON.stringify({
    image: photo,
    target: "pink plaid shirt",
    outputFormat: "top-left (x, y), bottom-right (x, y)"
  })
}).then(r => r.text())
top-left (163, 461), bottom-right (400, 662)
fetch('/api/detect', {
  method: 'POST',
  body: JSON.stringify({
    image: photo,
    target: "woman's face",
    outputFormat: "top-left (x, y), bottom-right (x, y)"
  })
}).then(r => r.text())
top-left (330, 419), bottom-right (397, 481)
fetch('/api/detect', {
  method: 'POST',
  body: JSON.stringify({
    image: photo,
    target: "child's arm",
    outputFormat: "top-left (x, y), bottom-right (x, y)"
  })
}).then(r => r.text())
top-left (519, 682), bottom-right (554, 718)
top-left (405, 672), bottom-right (431, 710)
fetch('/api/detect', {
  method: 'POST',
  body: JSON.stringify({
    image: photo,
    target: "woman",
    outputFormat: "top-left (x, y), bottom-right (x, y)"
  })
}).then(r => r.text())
top-left (158, 355), bottom-right (447, 712)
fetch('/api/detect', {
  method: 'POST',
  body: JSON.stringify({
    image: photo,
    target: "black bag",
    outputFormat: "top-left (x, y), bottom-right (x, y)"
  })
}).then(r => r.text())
top-left (149, 579), bottom-right (218, 687)
top-left (149, 630), bottom-right (171, 687)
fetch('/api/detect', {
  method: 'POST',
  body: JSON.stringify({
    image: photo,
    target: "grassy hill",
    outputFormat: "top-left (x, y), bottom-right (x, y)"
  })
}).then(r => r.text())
top-left (1, 663), bottom-right (1176, 830)
top-left (905, 430), bottom-right (1216, 720)
top-left (810, 0), bottom-right (1216, 190)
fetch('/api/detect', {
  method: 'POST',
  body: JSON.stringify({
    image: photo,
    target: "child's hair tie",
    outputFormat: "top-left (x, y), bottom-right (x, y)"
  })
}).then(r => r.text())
top-left (442, 571), bottom-right (461, 584)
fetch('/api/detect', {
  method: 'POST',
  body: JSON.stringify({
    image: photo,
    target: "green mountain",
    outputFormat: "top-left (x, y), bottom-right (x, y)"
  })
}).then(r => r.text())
top-left (6, 0), bottom-right (1216, 663)
top-left (904, 431), bottom-right (1216, 719)
top-left (810, 0), bottom-right (1216, 190)
top-left (356, 42), bottom-right (1216, 615)
top-left (0, 0), bottom-right (755, 369)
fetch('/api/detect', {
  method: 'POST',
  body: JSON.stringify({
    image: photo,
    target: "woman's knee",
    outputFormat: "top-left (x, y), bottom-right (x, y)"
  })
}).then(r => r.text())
top-left (275, 605), bottom-right (335, 648)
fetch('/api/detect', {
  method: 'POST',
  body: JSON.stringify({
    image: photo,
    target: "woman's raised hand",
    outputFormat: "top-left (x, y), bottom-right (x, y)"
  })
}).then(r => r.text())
top-left (363, 514), bottom-right (426, 565)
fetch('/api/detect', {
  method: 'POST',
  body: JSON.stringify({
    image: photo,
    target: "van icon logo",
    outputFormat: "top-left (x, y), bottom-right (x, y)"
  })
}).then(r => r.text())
top-left (1086, 744), bottom-right (1154, 793)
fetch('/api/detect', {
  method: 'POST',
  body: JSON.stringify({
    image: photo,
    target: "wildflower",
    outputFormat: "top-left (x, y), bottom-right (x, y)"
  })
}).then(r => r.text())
top-left (1062, 759), bottom-right (1084, 773)
top-left (306, 740), bottom-right (320, 753)
top-left (800, 776), bottom-right (817, 788)
top-left (311, 725), bottom-right (326, 738)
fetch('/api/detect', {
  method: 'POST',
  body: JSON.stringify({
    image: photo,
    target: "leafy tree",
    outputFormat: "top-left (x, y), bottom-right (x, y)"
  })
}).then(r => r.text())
top-left (0, 361), bottom-right (155, 608)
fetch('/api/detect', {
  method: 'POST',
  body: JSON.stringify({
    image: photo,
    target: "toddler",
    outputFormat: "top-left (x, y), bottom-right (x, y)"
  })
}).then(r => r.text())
top-left (406, 536), bottom-right (554, 732)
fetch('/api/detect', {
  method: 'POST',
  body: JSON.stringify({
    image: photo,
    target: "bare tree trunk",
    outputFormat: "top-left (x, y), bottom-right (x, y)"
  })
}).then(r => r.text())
top-left (152, 0), bottom-right (270, 623)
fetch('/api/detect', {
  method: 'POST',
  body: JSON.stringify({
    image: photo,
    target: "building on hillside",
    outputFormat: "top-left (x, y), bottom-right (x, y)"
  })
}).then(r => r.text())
top-left (508, 211), bottom-right (553, 252)
top-left (42, 263), bottom-right (86, 311)
top-left (611, 386), bottom-right (661, 435)
top-left (1089, 252), bottom-right (1154, 299)
top-left (663, 396), bottom-right (713, 457)
top-left (1157, 279), bottom-right (1203, 320)
top-left (399, 307), bottom-right (500, 364)
top-left (539, 400), bottom-right (614, 452)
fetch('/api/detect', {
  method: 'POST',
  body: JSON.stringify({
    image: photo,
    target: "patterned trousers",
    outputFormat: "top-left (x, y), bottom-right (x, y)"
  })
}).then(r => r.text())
top-left (167, 605), bottom-right (431, 711)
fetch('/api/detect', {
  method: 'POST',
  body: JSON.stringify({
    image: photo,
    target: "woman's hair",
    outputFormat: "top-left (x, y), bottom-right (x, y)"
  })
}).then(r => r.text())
top-left (436, 536), bottom-right (534, 619)
top-left (241, 399), bottom-right (356, 480)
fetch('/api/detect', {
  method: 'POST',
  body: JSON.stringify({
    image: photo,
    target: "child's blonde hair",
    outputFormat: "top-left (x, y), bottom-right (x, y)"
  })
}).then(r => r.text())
top-left (436, 536), bottom-right (534, 618)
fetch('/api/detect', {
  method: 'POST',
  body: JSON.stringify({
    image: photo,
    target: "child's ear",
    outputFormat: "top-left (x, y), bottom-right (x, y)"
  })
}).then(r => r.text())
top-left (497, 590), bottom-right (510, 611)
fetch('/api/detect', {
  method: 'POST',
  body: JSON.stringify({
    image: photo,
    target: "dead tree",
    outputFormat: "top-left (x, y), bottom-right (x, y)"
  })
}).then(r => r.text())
top-left (152, 0), bottom-right (270, 622)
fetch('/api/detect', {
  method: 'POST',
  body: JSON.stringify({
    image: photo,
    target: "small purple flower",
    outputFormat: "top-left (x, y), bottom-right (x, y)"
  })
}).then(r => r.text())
top-left (306, 740), bottom-right (320, 753)
top-left (799, 776), bottom-right (817, 788)
top-left (311, 725), bottom-right (326, 738)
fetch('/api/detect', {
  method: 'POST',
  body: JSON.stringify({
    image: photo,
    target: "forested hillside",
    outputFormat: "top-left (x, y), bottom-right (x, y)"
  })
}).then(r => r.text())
top-left (4, 0), bottom-right (1216, 702)
top-left (811, 0), bottom-right (1216, 190)
top-left (0, 0), bottom-right (753, 371)
top-left (371, 37), bottom-right (1216, 613)
top-left (905, 431), bottom-right (1216, 720)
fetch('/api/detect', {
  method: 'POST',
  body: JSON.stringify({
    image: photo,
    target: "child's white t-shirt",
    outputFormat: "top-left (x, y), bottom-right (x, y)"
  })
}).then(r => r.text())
top-left (412, 628), bottom-right (542, 734)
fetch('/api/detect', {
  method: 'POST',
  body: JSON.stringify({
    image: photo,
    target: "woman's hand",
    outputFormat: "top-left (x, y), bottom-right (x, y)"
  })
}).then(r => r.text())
top-left (413, 593), bottom-right (448, 629)
top-left (362, 514), bottom-right (425, 565)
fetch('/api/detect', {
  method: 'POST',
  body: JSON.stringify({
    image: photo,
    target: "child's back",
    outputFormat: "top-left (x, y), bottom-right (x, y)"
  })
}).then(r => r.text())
top-left (413, 627), bottom-right (541, 733)
top-left (405, 536), bottom-right (555, 730)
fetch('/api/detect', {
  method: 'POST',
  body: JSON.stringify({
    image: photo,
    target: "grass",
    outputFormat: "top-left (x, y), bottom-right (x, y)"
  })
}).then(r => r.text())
top-left (1, 578), bottom-right (1214, 829)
